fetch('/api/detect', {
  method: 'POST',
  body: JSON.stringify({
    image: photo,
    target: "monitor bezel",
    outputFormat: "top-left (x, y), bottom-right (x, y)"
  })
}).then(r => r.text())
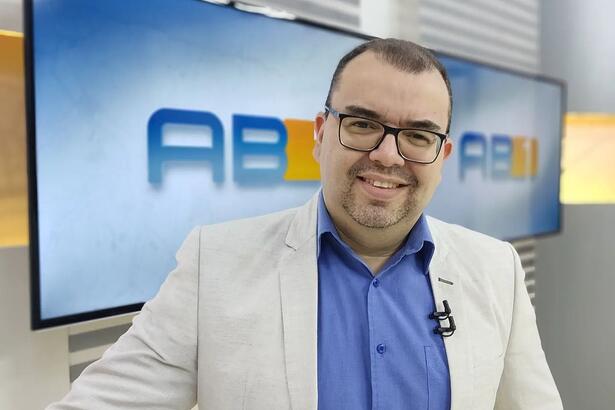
top-left (24, 0), bottom-right (565, 330)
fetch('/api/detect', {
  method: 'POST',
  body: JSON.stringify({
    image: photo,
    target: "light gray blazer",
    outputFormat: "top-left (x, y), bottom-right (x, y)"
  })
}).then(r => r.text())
top-left (48, 194), bottom-right (563, 409)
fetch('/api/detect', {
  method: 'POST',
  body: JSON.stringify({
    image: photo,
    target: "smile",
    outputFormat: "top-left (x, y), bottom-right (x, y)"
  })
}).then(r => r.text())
top-left (360, 177), bottom-right (402, 189)
top-left (356, 176), bottom-right (411, 201)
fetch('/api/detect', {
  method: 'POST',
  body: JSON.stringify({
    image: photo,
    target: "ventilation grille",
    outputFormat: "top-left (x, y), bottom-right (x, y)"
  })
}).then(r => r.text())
top-left (511, 238), bottom-right (537, 304)
top-left (417, 0), bottom-right (540, 73)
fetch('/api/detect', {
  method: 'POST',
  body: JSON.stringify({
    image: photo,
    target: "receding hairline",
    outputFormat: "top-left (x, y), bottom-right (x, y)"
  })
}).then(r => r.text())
top-left (324, 39), bottom-right (453, 132)
top-left (330, 50), bottom-right (447, 98)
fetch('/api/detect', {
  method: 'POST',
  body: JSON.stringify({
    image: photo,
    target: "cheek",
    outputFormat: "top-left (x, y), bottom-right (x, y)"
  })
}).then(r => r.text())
top-left (318, 143), bottom-right (337, 180)
top-left (409, 165), bottom-right (442, 190)
top-left (318, 142), bottom-right (345, 188)
top-left (321, 140), bottom-right (353, 177)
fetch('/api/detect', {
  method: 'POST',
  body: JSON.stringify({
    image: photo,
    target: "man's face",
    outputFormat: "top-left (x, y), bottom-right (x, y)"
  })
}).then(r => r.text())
top-left (313, 51), bottom-right (452, 230)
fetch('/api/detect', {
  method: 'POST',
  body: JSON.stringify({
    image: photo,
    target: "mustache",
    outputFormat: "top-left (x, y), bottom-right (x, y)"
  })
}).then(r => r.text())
top-left (347, 162), bottom-right (419, 187)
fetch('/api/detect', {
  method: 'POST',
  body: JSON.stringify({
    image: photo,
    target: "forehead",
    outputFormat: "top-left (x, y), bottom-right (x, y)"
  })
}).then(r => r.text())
top-left (330, 52), bottom-right (449, 130)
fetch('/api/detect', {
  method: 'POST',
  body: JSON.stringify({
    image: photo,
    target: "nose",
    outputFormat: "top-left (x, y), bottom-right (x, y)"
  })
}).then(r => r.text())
top-left (368, 133), bottom-right (406, 167)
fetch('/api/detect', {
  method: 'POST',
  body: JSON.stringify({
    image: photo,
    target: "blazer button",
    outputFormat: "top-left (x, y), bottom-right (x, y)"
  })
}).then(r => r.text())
top-left (376, 343), bottom-right (386, 354)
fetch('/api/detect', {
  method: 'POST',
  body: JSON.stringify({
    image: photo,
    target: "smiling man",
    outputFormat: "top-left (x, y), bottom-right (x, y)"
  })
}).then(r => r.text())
top-left (48, 39), bottom-right (562, 410)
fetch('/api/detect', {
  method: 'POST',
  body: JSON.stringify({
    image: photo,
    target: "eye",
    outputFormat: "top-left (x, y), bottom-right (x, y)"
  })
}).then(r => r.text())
top-left (349, 120), bottom-right (379, 129)
top-left (401, 130), bottom-right (437, 146)
top-left (341, 117), bottom-right (383, 135)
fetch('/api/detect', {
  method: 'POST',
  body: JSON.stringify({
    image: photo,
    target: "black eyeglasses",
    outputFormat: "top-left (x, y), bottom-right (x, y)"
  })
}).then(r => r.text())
top-left (325, 105), bottom-right (448, 164)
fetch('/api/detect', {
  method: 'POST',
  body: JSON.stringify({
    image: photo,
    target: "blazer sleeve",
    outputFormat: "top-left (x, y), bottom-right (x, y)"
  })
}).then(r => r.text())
top-left (494, 243), bottom-right (563, 410)
top-left (46, 227), bottom-right (201, 410)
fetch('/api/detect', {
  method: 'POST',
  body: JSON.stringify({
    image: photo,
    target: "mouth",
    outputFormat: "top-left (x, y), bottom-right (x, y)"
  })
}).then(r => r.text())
top-left (357, 174), bottom-right (410, 189)
top-left (355, 175), bottom-right (411, 200)
top-left (358, 176), bottom-right (407, 189)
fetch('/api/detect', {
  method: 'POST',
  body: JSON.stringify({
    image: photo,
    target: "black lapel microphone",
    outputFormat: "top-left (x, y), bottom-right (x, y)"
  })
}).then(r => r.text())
top-left (430, 300), bottom-right (456, 337)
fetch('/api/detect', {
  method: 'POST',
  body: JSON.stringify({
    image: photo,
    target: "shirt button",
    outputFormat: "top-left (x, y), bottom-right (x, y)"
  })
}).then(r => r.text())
top-left (376, 343), bottom-right (386, 354)
top-left (373, 279), bottom-right (380, 288)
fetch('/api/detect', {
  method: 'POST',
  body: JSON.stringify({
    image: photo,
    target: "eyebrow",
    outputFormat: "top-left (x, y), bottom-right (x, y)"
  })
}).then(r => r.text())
top-left (344, 104), bottom-right (444, 133)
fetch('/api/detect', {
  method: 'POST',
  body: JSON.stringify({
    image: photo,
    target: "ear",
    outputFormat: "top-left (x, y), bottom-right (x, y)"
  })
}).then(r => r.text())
top-left (442, 138), bottom-right (453, 160)
top-left (312, 112), bottom-right (327, 163)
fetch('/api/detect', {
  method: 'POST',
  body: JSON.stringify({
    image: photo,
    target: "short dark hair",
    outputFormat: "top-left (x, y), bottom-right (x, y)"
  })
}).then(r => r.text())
top-left (325, 38), bottom-right (453, 133)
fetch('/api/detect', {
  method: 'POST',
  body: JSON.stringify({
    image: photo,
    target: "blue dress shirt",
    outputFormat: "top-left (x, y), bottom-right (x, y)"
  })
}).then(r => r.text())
top-left (316, 194), bottom-right (451, 410)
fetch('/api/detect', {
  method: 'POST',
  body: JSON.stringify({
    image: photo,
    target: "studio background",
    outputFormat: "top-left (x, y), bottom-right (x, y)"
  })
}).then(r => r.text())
top-left (1, 0), bottom-right (613, 409)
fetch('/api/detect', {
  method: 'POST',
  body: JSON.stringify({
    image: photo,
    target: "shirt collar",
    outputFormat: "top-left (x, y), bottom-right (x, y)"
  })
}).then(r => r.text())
top-left (316, 191), bottom-right (435, 274)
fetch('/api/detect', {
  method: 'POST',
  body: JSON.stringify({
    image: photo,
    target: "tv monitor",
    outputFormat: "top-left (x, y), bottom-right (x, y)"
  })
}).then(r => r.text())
top-left (26, 0), bottom-right (564, 329)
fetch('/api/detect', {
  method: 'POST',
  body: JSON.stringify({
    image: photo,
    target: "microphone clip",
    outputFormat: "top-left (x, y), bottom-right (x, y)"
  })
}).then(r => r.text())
top-left (430, 300), bottom-right (457, 338)
top-left (429, 300), bottom-right (452, 320)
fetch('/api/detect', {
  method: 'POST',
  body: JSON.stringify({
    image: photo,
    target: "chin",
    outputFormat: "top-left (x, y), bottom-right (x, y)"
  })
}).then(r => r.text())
top-left (345, 198), bottom-right (417, 229)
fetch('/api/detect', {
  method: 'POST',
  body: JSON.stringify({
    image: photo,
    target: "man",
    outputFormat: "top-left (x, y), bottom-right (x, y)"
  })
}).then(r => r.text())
top-left (48, 39), bottom-right (562, 409)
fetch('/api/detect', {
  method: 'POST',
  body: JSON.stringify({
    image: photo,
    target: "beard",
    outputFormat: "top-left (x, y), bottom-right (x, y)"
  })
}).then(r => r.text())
top-left (340, 161), bottom-right (420, 229)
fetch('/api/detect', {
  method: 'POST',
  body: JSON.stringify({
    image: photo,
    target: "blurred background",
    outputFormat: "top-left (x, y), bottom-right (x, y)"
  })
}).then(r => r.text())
top-left (1, 0), bottom-right (614, 408)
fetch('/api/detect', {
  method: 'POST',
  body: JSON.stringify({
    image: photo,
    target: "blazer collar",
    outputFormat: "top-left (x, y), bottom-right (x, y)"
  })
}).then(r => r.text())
top-left (284, 191), bottom-right (319, 251)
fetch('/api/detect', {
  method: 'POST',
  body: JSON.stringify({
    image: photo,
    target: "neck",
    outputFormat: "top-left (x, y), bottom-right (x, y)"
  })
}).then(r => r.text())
top-left (328, 205), bottom-right (421, 273)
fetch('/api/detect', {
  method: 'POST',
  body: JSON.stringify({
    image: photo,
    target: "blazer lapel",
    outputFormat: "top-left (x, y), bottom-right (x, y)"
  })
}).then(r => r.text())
top-left (279, 194), bottom-right (319, 410)
top-left (427, 220), bottom-right (474, 410)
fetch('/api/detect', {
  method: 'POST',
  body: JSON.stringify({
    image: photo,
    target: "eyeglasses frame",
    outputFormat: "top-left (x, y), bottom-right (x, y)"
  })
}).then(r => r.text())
top-left (324, 105), bottom-right (448, 164)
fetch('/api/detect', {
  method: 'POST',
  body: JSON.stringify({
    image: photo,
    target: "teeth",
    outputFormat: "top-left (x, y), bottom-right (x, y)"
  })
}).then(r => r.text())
top-left (364, 178), bottom-right (399, 189)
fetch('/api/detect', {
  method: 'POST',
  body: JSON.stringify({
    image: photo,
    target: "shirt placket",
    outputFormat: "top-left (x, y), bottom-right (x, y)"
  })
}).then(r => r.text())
top-left (367, 274), bottom-right (385, 410)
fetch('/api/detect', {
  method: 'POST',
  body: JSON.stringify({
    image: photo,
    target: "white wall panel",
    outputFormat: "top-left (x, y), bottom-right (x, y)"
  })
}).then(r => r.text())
top-left (0, 0), bottom-right (21, 32)
top-left (417, 0), bottom-right (540, 73)
top-left (0, 247), bottom-right (69, 410)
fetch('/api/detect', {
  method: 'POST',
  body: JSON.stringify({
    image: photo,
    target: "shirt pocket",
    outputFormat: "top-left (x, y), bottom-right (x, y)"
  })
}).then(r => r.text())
top-left (425, 345), bottom-right (451, 410)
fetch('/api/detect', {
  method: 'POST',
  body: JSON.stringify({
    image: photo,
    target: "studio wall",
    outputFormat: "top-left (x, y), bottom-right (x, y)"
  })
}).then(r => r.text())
top-left (537, 0), bottom-right (615, 408)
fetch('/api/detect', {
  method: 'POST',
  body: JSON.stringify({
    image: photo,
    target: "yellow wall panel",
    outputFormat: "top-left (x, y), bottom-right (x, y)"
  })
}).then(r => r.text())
top-left (0, 31), bottom-right (28, 247)
top-left (561, 114), bottom-right (615, 204)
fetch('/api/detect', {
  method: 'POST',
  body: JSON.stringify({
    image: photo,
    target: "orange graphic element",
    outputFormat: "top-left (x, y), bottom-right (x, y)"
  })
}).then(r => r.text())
top-left (510, 137), bottom-right (527, 177)
top-left (511, 136), bottom-right (538, 177)
top-left (283, 119), bottom-right (320, 181)
top-left (529, 138), bottom-right (538, 176)
top-left (0, 31), bottom-right (29, 247)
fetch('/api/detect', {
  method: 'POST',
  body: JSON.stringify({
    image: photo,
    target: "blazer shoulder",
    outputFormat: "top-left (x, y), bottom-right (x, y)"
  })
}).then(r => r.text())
top-left (195, 206), bottom-right (301, 250)
top-left (426, 215), bottom-right (516, 283)
top-left (426, 215), bottom-right (508, 250)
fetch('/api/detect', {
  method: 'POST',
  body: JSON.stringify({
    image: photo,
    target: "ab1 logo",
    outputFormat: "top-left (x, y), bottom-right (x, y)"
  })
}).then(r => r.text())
top-left (459, 132), bottom-right (538, 180)
top-left (147, 108), bottom-right (320, 185)
top-left (148, 109), bottom-right (539, 184)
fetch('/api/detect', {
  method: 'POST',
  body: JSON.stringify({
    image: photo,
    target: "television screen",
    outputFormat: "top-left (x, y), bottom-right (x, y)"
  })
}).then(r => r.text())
top-left (27, 0), bottom-right (564, 328)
